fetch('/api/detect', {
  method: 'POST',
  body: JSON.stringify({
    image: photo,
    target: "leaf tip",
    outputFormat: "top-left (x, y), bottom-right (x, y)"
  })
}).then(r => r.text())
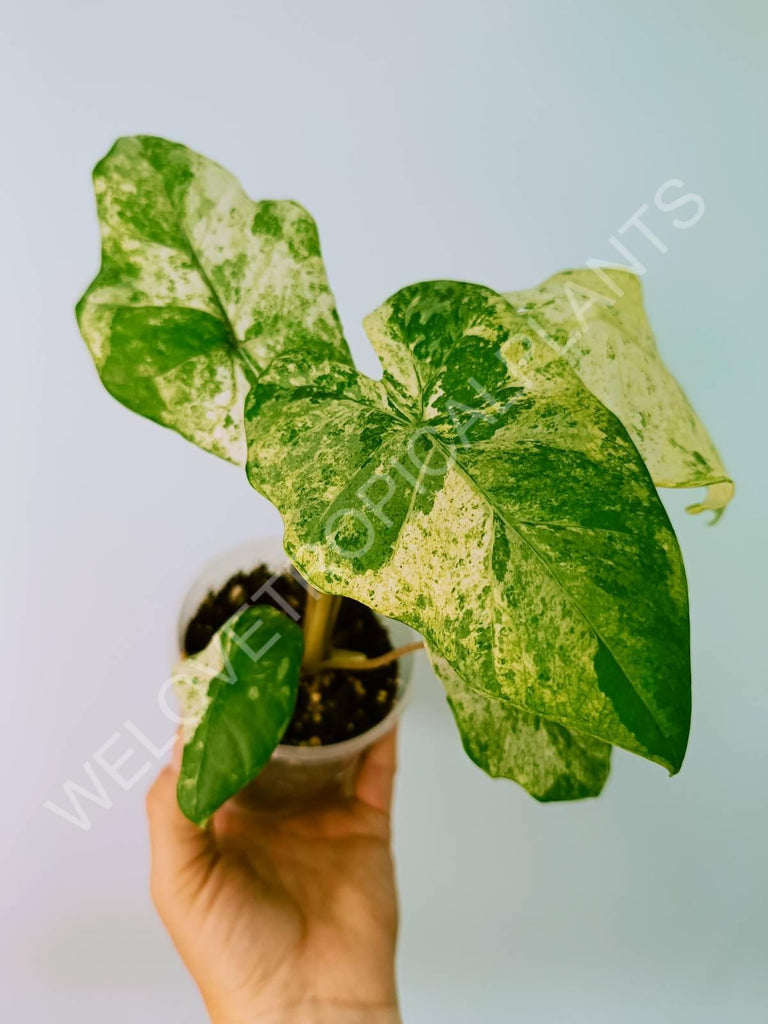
top-left (685, 480), bottom-right (734, 523)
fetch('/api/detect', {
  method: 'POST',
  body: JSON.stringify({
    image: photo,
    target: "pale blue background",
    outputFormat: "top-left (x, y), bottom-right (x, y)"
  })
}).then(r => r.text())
top-left (2, 1), bottom-right (766, 1021)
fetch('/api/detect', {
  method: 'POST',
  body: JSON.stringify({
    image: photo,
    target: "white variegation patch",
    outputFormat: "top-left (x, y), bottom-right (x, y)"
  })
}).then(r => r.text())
top-left (171, 635), bottom-right (224, 742)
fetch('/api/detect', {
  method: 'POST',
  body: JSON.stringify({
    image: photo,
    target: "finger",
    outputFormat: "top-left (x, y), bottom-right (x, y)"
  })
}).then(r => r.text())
top-left (355, 728), bottom-right (398, 815)
top-left (170, 728), bottom-right (183, 771)
top-left (146, 763), bottom-right (216, 908)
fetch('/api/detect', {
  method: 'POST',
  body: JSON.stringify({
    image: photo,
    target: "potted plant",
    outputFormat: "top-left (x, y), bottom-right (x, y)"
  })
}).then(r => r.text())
top-left (76, 135), bottom-right (732, 825)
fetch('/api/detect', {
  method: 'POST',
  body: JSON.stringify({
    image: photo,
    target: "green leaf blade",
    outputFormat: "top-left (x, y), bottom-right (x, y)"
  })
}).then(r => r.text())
top-left (174, 606), bottom-right (303, 825)
top-left (77, 135), bottom-right (350, 462)
top-left (244, 281), bottom-right (692, 782)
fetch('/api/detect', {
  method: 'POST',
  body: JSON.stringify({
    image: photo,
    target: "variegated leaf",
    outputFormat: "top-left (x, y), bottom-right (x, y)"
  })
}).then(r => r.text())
top-left (173, 605), bottom-right (303, 824)
top-left (504, 268), bottom-right (733, 520)
top-left (245, 281), bottom-right (691, 777)
top-left (431, 653), bottom-right (611, 800)
top-left (76, 136), bottom-right (350, 463)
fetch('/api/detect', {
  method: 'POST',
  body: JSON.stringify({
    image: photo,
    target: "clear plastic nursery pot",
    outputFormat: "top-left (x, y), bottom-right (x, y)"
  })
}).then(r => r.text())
top-left (175, 537), bottom-right (414, 813)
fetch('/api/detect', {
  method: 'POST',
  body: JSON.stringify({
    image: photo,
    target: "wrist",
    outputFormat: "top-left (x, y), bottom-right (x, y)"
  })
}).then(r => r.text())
top-left (212, 1003), bottom-right (401, 1024)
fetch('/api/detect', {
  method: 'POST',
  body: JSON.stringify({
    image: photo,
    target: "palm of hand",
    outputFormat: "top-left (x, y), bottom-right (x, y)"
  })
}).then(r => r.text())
top-left (148, 734), bottom-right (400, 1024)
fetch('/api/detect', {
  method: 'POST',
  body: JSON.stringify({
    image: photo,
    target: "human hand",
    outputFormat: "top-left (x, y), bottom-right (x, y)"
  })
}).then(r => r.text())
top-left (146, 733), bottom-right (402, 1024)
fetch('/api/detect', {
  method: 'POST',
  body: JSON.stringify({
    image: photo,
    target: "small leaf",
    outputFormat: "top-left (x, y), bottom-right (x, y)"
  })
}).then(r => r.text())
top-left (432, 652), bottom-right (611, 801)
top-left (244, 281), bottom-right (692, 780)
top-left (76, 135), bottom-right (350, 463)
top-left (173, 605), bottom-right (303, 824)
top-left (504, 268), bottom-right (733, 518)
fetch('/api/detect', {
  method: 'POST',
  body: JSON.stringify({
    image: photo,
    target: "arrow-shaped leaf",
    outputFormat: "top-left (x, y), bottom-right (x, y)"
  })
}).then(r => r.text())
top-left (173, 605), bottom-right (303, 824)
top-left (245, 281), bottom-right (691, 778)
top-left (77, 136), bottom-right (350, 463)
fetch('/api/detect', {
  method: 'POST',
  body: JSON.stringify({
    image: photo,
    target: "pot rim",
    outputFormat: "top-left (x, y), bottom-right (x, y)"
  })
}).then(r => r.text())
top-left (174, 536), bottom-right (416, 764)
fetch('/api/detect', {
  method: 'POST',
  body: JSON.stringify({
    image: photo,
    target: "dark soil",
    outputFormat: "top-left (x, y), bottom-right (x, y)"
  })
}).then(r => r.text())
top-left (183, 565), bottom-right (398, 746)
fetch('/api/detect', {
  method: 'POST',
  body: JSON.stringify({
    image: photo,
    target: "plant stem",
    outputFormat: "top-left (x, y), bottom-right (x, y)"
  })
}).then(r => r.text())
top-left (318, 641), bottom-right (424, 672)
top-left (301, 584), bottom-right (424, 675)
top-left (302, 590), bottom-right (342, 672)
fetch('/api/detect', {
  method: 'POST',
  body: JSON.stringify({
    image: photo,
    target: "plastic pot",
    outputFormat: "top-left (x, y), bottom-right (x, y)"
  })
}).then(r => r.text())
top-left (175, 537), bottom-right (415, 812)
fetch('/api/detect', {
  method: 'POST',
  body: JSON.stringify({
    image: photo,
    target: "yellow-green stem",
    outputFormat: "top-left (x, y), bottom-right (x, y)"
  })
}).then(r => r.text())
top-left (302, 590), bottom-right (342, 672)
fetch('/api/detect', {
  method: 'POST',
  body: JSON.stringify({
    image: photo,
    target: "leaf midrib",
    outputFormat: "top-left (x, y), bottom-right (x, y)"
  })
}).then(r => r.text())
top-left (145, 144), bottom-right (262, 381)
top-left (434, 433), bottom-right (674, 758)
top-left (292, 392), bottom-right (673, 757)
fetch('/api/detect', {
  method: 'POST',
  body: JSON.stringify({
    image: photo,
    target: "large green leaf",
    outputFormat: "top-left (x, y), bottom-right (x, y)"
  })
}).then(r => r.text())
top-left (76, 136), bottom-right (350, 463)
top-left (173, 605), bottom-right (303, 824)
top-left (504, 268), bottom-right (733, 520)
top-left (245, 281), bottom-right (691, 779)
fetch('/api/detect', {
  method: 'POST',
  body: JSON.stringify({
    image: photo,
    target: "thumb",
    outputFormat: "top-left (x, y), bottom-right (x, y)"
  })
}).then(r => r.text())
top-left (146, 751), bottom-right (216, 914)
top-left (355, 728), bottom-right (398, 815)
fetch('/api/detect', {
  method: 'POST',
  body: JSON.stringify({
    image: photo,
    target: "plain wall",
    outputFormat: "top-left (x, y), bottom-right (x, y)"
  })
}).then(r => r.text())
top-left (2, 1), bottom-right (766, 1020)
